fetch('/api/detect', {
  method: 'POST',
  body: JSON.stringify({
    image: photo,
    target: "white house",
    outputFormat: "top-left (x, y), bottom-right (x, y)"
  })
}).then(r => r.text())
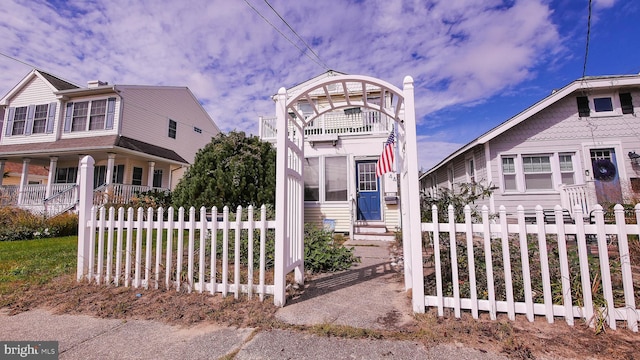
top-left (259, 71), bottom-right (401, 239)
top-left (419, 74), bottom-right (640, 218)
top-left (0, 69), bottom-right (220, 214)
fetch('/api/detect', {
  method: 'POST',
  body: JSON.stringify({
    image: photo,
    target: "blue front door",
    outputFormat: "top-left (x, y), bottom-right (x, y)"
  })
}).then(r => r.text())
top-left (356, 161), bottom-right (381, 221)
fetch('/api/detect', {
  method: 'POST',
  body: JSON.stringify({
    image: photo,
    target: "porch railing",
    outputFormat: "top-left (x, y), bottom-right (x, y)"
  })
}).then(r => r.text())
top-left (43, 184), bottom-right (78, 216)
top-left (94, 184), bottom-right (169, 206)
top-left (19, 184), bottom-right (47, 205)
top-left (260, 110), bottom-right (393, 141)
top-left (560, 183), bottom-right (590, 216)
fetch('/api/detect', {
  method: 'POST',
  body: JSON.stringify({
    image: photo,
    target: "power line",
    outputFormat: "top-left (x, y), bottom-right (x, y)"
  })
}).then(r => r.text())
top-left (262, 0), bottom-right (330, 70)
top-left (582, 0), bottom-right (592, 78)
top-left (243, 0), bottom-right (329, 71)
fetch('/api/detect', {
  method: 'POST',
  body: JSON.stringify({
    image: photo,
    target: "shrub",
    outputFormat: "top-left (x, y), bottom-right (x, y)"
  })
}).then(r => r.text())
top-left (0, 207), bottom-right (78, 241)
top-left (304, 223), bottom-right (360, 273)
top-left (421, 182), bottom-right (496, 223)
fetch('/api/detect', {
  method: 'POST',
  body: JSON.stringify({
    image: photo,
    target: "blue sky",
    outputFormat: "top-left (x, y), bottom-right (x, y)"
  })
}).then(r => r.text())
top-left (0, 0), bottom-right (638, 170)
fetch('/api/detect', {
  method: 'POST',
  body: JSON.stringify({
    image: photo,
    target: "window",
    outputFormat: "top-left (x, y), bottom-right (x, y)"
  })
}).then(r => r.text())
top-left (32, 104), bottom-right (48, 134)
top-left (522, 155), bottom-right (552, 190)
top-left (94, 165), bottom-right (107, 189)
top-left (112, 164), bottom-right (124, 184)
top-left (132, 167), bottom-right (143, 186)
top-left (325, 157), bottom-right (347, 201)
top-left (55, 167), bottom-right (78, 184)
top-left (467, 158), bottom-right (475, 183)
top-left (576, 96), bottom-right (590, 117)
top-left (593, 97), bottom-right (613, 113)
top-left (88, 99), bottom-right (107, 130)
top-left (193, 126), bottom-right (202, 134)
top-left (620, 93), bottom-right (634, 114)
top-left (447, 166), bottom-right (454, 190)
top-left (559, 154), bottom-right (575, 185)
top-left (153, 169), bottom-right (163, 188)
top-left (71, 101), bottom-right (89, 131)
top-left (502, 157), bottom-right (517, 191)
top-left (168, 119), bottom-right (177, 139)
top-left (11, 106), bottom-right (27, 135)
top-left (303, 157), bottom-right (320, 201)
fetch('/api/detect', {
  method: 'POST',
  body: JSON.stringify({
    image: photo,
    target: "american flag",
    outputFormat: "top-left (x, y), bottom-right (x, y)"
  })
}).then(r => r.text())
top-left (376, 128), bottom-right (395, 177)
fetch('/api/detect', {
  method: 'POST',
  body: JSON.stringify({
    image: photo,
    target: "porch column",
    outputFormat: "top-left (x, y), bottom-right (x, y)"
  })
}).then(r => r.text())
top-left (147, 161), bottom-right (155, 189)
top-left (76, 155), bottom-right (85, 185)
top-left (45, 156), bottom-right (58, 198)
top-left (105, 153), bottom-right (115, 186)
top-left (17, 158), bottom-right (30, 204)
top-left (0, 159), bottom-right (5, 186)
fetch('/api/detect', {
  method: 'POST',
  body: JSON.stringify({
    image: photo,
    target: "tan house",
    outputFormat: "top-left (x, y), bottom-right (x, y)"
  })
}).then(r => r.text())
top-left (0, 69), bottom-right (219, 214)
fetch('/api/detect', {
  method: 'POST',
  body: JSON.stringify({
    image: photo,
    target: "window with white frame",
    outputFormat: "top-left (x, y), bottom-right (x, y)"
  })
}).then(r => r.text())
top-left (88, 99), bottom-right (107, 130)
top-left (304, 157), bottom-right (320, 201)
top-left (325, 156), bottom-right (348, 201)
top-left (501, 156), bottom-right (517, 191)
top-left (467, 158), bottom-right (475, 183)
top-left (559, 154), bottom-right (575, 185)
top-left (132, 167), bottom-right (143, 186)
top-left (71, 101), bottom-right (89, 131)
top-left (153, 169), bottom-right (163, 188)
top-left (447, 166), bottom-right (454, 190)
top-left (522, 155), bottom-right (553, 190)
top-left (11, 106), bottom-right (27, 135)
top-left (32, 104), bottom-right (48, 134)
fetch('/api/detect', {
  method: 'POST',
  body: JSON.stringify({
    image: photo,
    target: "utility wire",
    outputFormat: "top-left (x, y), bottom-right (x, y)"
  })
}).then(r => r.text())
top-left (243, 0), bottom-right (329, 71)
top-left (262, 0), bottom-right (330, 71)
top-left (581, 0), bottom-right (592, 79)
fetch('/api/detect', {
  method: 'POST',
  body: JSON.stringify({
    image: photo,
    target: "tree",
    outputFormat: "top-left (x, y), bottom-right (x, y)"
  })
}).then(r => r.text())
top-left (171, 131), bottom-right (277, 209)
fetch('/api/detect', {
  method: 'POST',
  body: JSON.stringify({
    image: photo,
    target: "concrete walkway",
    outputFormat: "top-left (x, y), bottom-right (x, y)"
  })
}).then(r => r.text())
top-left (0, 241), bottom-right (507, 360)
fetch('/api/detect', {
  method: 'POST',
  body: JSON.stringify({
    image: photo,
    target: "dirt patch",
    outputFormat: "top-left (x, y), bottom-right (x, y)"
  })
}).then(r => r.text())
top-left (1, 274), bottom-right (639, 359)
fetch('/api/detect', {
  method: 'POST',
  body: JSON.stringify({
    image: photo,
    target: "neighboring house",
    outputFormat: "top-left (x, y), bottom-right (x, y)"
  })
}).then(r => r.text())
top-left (420, 74), bottom-right (640, 218)
top-left (2, 162), bottom-right (48, 185)
top-left (259, 71), bottom-right (400, 239)
top-left (0, 69), bottom-right (220, 214)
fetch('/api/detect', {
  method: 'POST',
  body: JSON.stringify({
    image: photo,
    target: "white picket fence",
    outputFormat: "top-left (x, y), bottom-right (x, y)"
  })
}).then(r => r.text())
top-left (421, 204), bottom-right (639, 332)
top-left (79, 204), bottom-right (276, 300)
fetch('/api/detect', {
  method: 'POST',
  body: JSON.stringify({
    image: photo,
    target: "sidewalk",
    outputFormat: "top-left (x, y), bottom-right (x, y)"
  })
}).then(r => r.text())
top-left (0, 241), bottom-right (507, 360)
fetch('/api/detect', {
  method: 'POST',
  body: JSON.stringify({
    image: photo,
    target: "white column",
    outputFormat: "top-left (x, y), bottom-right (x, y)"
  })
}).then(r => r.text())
top-left (77, 155), bottom-right (95, 281)
top-left (0, 159), bottom-right (5, 186)
top-left (274, 87), bottom-right (288, 307)
top-left (76, 155), bottom-right (85, 185)
top-left (403, 76), bottom-right (426, 313)
top-left (105, 153), bottom-right (115, 186)
top-left (147, 161), bottom-right (155, 189)
top-left (45, 156), bottom-right (59, 198)
top-left (17, 158), bottom-right (30, 204)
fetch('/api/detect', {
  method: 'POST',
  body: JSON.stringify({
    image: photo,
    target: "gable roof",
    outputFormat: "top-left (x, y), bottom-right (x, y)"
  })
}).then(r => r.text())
top-left (420, 73), bottom-right (640, 180)
top-left (0, 69), bottom-right (80, 105)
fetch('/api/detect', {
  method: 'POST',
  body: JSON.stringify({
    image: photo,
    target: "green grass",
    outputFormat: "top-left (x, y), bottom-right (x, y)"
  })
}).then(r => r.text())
top-left (0, 236), bottom-right (78, 296)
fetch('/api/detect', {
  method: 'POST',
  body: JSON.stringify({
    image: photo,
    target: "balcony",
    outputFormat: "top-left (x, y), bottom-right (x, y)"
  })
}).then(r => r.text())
top-left (260, 109), bottom-right (393, 142)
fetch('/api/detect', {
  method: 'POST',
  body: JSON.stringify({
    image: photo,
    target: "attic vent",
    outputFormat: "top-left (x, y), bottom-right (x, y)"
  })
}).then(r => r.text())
top-left (576, 96), bottom-right (590, 117)
top-left (87, 80), bottom-right (108, 88)
top-left (620, 92), bottom-right (634, 114)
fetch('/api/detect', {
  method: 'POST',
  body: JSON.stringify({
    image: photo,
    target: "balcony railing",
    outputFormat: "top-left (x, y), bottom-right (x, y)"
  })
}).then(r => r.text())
top-left (260, 110), bottom-right (393, 141)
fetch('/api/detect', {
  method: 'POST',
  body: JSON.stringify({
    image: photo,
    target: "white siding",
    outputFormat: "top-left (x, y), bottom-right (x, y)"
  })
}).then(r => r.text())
top-left (304, 203), bottom-right (352, 232)
top-left (118, 86), bottom-right (219, 164)
top-left (1, 77), bottom-right (59, 145)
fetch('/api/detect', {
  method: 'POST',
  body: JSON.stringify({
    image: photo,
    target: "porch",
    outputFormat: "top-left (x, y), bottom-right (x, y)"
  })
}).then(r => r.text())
top-left (0, 183), bottom-right (169, 216)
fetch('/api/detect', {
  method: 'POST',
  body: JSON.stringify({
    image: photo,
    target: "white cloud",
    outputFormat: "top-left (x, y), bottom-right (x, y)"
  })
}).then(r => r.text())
top-left (0, 0), bottom-right (562, 141)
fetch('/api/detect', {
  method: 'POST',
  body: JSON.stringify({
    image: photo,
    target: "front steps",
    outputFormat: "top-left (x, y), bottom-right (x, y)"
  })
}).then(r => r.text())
top-left (352, 222), bottom-right (396, 241)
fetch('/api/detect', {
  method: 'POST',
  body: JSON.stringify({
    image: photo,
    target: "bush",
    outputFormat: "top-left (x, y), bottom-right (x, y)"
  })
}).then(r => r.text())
top-left (304, 224), bottom-right (360, 273)
top-left (0, 207), bottom-right (78, 241)
top-left (421, 182), bottom-right (496, 223)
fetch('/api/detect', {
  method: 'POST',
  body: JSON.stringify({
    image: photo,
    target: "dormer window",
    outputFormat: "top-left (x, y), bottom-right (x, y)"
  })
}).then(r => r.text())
top-left (64, 98), bottom-right (116, 133)
top-left (4, 103), bottom-right (57, 137)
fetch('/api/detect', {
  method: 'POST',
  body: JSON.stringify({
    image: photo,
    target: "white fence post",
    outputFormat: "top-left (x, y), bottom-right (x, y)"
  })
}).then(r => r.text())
top-left (76, 155), bottom-right (94, 281)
